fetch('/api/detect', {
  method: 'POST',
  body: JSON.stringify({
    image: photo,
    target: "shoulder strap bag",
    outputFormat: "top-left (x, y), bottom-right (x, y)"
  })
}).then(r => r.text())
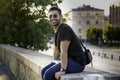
top-left (79, 40), bottom-right (93, 65)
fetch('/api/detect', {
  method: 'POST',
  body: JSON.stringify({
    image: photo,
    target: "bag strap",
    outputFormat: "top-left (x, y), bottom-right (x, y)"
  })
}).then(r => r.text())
top-left (79, 40), bottom-right (87, 51)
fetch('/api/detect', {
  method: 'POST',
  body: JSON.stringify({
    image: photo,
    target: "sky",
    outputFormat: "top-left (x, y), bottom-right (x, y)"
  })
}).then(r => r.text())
top-left (58, 0), bottom-right (119, 16)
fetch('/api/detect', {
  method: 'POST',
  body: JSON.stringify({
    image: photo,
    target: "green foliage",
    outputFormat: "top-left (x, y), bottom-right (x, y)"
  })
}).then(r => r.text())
top-left (87, 26), bottom-right (102, 43)
top-left (103, 24), bottom-right (120, 42)
top-left (0, 0), bottom-right (62, 51)
top-left (87, 24), bottom-right (120, 46)
top-left (103, 24), bottom-right (112, 41)
top-left (62, 13), bottom-right (69, 23)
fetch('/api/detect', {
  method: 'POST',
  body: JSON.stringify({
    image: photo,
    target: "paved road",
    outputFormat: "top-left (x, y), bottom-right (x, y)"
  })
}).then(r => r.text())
top-left (83, 43), bottom-right (120, 75)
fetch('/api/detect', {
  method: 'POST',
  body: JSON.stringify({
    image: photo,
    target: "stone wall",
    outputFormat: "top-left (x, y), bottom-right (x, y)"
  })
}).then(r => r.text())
top-left (0, 44), bottom-right (52, 80)
top-left (0, 44), bottom-right (120, 80)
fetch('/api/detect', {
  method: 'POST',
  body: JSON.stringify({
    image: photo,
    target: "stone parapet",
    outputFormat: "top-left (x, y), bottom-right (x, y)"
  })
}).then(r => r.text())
top-left (0, 44), bottom-right (120, 80)
top-left (0, 44), bottom-right (52, 80)
top-left (61, 66), bottom-right (120, 80)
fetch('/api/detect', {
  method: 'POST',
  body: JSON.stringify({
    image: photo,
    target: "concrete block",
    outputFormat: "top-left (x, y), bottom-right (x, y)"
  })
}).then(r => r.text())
top-left (61, 67), bottom-right (120, 80)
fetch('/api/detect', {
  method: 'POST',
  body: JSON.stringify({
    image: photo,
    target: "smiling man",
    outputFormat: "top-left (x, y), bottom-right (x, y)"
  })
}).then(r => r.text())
top-left (41, 6), bottom-right (86, 80)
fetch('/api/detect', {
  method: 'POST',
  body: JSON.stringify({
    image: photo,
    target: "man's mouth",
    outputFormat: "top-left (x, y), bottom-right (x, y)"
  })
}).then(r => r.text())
top-left (51, 20), bottom-right (57, 24)
top-left (52, 20), bottom-right (57, 23)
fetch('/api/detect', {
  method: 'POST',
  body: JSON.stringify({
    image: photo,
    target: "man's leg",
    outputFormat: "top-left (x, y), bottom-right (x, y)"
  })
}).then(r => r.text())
top-left (66, 59), bottom-right (85, 73)
top-left (42, 62), bottom-right (61, 80)
top-left (41, 62), bottom-right (55, 79)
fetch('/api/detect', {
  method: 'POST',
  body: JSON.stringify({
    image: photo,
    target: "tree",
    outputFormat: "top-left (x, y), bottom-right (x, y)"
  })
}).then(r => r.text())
top-left (0, 0), bottom-right (62, 51)
top-left (103, 24), bottom-right (113, 42)
top-left (103, 24), bottom-right (120, 44)
top-left (62, 13), bottom-right (69, 23)
top-left (87, 26), bottom-right (102, 44)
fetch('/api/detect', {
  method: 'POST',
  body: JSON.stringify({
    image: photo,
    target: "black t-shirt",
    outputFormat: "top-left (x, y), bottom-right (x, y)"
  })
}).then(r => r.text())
top-left (55, 23), bottom-right (86, 65)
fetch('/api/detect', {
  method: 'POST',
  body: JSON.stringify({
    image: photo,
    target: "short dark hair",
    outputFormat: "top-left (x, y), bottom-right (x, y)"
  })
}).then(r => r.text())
top-left (49, 6), bottom-right (62, 16)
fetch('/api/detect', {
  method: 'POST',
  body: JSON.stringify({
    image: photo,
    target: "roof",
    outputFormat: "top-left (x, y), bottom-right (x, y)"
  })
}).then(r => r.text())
top-left (110, 1), bottom-right (120, 7)
top-left (72, 5), bottom-right (104, 11)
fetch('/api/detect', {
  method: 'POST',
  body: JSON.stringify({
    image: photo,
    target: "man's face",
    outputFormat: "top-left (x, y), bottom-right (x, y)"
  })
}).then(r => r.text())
top-left (48, 10), bottom-right (61, 27)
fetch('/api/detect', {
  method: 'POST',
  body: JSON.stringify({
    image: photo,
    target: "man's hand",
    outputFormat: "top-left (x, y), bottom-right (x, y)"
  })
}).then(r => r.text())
top-left (55, 71), bottom-right (65, 80)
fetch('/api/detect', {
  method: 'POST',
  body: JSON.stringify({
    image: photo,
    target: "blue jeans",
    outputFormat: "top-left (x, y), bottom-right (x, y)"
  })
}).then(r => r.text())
top-left (41, 59), bottom-right (85, 80)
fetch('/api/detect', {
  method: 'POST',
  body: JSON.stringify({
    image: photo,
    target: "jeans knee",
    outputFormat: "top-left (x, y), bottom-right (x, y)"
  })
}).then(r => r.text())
top-left (43, 69), bottom-right (55, 80)
top-left (41, 68), bottom-right (46, 78)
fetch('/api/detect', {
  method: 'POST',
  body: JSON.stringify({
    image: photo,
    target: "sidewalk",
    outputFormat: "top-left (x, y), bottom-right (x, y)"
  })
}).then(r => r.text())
top-left (85, 43), bottom-right (120, 58)
top-left (84, 43), bottom-right (120, 75)
top-left (84, 42), bottom-right (120, 51)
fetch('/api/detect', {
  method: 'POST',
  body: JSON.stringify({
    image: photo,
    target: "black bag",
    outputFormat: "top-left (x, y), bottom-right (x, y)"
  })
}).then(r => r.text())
top-left (79, 41), bottom-right (93, 65)
top-left (84, 49), bottom-right (92, 64)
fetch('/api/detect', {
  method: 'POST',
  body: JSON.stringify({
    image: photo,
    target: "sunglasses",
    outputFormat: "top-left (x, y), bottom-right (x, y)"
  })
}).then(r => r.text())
top-left (49, 14), bottom-right (58, 19)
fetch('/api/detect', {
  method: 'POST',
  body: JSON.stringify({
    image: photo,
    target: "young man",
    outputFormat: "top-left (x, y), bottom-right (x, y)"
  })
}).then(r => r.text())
top-left (41, 6), bottom-right (86, 80)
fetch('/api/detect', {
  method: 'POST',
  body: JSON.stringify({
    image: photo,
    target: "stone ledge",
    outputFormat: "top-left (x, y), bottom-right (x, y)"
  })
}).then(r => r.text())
top-left (0, 44), bottom-right (120, 80)
top-left (0, 44), bottom-right (52, 80)
top-left (61, 67), bottom-right (120, 80)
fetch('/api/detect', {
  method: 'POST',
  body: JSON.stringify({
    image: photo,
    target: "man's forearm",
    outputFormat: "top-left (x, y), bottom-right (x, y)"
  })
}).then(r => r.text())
top-left (60, 40), bottom-right (70, 70)
top-left (53, 52), bottom-right (59, 60)
top-left (61, 52), bottom-right (68, 69)
top-left (53, 47), bottom-right (59, 60)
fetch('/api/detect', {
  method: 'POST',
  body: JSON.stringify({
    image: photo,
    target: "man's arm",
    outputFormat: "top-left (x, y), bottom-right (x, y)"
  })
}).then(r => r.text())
top-left (60, 40), bottom-right (70, 70)
top-left (55, 40), bottom-right (70, 80)
top-left (53, 46), bottom-right (60, 60)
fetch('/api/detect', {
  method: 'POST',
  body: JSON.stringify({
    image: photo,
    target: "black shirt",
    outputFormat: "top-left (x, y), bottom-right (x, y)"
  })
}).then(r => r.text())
top-left (55, 23), bottom-right (86, 65)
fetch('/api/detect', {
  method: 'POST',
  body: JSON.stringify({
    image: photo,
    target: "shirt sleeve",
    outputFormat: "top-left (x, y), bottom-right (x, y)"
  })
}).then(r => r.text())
top-left (59, 26), bottom-right (72, 41)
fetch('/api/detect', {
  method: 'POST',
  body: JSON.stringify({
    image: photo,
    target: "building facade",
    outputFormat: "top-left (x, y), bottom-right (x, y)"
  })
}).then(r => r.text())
top-left (110, 1), bottom-right (120, 26)
top-left (67, 5), bottom-right (104, 40)
top-left (104, 16), bottom-right (109, 27)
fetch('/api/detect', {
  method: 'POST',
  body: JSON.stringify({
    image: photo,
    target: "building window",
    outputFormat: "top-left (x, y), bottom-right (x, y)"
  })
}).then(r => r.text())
top-left (78, 13), bottom-right (81, 17)
top-left (96, 13), bottom-right (99, 17)
top-left (96, 21), bottom-right (99, 25)
top-left (78, 21), bottom-right (81, 24)
top-left (87, 12), bottom-right (90, 17)
top-left (79, 28), bottom-right (81, 33)
top-left (116, 11), bottom-right (118, 15)
top-left (116, 19), bottom-right (118, 23)
top-left (79, 35), bottom-right (81, 39)
top-left (86, 21), bottom-right (90, 25)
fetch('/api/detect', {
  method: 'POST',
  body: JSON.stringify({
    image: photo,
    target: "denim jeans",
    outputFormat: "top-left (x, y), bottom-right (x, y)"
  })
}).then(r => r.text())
top-left (41, 59), bottom-right (85, 80)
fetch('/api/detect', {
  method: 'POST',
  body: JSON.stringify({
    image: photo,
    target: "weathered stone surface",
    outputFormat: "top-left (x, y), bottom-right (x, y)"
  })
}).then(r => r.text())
top-left (0, 63), bottom-right (16, 80)
top-left (61, 70), bottom-right (120, 80)
top-left (0, 44), bottom-right (120, 80)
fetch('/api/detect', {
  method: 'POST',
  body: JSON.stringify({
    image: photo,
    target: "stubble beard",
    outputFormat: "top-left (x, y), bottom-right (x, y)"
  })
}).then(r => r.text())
top-left (52, 22), bottom-right (60, 27)
top-left (51, 20), bottom-right (60, 27)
